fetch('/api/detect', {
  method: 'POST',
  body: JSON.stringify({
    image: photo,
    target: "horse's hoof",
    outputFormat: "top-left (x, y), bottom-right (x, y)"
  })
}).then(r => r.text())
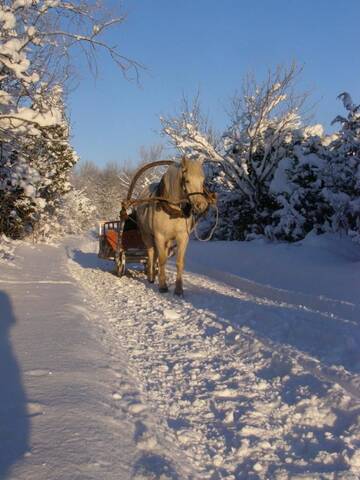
top-left (148, 278), bottom-right (154, 284)
top-left (174, 288), bottom-right (184, 297)
top-left (159, 286), bottom-right (169, 293)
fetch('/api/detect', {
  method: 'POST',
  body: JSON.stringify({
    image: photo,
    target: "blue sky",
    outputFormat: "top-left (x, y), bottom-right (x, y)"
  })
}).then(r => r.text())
top-left (69, 0), bottom-right (360, 167)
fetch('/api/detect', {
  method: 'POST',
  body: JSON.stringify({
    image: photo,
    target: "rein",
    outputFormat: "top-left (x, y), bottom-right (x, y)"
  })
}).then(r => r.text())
top-left (193, 205), bottom-right (219, 242)
top-left (120, 190), bottom-right (216, 216)
top-left (120, 195), bottom-right (191, 216)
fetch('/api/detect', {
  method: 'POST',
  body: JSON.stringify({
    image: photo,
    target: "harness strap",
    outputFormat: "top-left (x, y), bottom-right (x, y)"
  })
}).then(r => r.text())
top-left (155, 179), bottom-right (189, 218)
top-left (120, 190), bottom-right (217, 216)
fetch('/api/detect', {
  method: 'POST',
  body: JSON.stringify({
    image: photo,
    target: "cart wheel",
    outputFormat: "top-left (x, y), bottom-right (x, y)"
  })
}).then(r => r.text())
top-left (115, 251), bottom-right (126, 277)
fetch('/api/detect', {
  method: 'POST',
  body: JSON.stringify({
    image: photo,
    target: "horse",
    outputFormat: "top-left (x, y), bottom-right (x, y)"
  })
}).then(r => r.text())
top-left (136, 156), bottom-right (209, 296)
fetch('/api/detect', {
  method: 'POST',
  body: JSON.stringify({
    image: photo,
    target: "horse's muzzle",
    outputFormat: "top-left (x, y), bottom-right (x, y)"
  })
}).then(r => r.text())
top-left (190, 196), bottom-right (209, 215)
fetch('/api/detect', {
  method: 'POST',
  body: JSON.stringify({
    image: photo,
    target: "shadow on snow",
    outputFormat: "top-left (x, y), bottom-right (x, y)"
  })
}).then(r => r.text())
top-left (184, 278), bottom-right (360, 375)
top-left (70, 247), bottom-right (359, 477)
top-left (70, 248), bottom-right (114, 271)
top-left (0, 291), bottom-right (30, 478)
top-left (71, 248), bottom-right (360, 375)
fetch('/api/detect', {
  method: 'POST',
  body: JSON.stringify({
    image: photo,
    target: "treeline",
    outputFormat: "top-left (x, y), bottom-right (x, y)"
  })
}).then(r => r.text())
top-left (1, 4), bottom-right (358, 249)
top-left (72, 145), bottom-right (166, 221)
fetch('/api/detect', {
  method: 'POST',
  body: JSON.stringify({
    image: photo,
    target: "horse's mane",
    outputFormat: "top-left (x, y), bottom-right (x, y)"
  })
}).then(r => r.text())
top-left (155, 164), bottom-right (183, 202)
top-left (154, 159), bottom-right (204, 204)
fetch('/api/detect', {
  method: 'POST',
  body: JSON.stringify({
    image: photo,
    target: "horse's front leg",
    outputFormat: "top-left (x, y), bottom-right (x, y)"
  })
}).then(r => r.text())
top-left (174, 234), bottom-right (189, 296)
top-left (155, 235), bottom-right (168, 293)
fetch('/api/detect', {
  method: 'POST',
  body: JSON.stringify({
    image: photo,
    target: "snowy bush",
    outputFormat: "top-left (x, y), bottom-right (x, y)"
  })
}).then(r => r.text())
top-left (31, 188), bottom-right (98, 241)
top-left (268, 127), bottom-right (333, 241)
top-left (271, 94), bottom-right (360, 242)
top-left (324, 93), bottom-right (360, 242)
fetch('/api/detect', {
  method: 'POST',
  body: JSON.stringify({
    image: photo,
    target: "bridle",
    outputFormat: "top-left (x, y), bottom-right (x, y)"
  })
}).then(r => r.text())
top-left (179, 168), bottom-right (219, 240)
top-left (180, 169), bottom-right (216, 211)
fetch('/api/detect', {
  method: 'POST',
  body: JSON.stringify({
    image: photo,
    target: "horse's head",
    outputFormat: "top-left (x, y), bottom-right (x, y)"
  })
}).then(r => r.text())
top-left (180, 157), bottom-right (208, 215)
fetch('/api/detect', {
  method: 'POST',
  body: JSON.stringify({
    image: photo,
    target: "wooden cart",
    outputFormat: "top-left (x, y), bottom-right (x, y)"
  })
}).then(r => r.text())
top-left (98, 160), bottom-right (176, 276)
top-left (98, 214), bottom-right (148, 276)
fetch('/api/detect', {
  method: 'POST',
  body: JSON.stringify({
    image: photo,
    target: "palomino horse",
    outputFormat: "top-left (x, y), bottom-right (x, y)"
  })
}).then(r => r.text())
top-left (136, 157), bottom-right (209, 295)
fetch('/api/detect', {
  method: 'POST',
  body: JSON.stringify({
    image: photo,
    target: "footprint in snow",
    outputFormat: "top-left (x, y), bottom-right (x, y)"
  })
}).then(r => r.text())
top-left (133, 452), bottom-right (179, 480)
top-left (163, 309), bottom-right (181, 320)
top-left (136, 435), bottom-right (157, 451)
top-left (25, 369), bottom-right (52, 377)
top-left (27, 402), bottom-right (44, 416)
top-left (128, 402), bottom-right (147, 415)
top-left (133, 420), bottom-right (158, 452)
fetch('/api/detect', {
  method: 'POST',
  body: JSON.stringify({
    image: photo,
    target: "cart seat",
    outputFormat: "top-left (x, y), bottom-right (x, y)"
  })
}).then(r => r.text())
top-left (105, 228), bottom-right (145, 251)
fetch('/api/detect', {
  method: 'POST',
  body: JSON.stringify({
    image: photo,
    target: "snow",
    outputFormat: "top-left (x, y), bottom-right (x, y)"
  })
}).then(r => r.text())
top-left (0, 89), bottom-right (11, 105)
top-left (298, 152), bottom-right (324, 168)
top-left (0, 10), bottom-right (16, 29)
top-left (163, 309), bottom-right (181, 320)
top-left (1, 233), bottom-right (360, 479)
top-left (269, 157), bottom-right (294, 194)
top-left (13, 0), bottom-right (33, 9)
top-left (0, 107), bottom-right (62, 129)
top-left (0, 244), bottom-right (142, 479)
top-left (0, 235), bottom-right (17, 265)
top-left (303, 124), bottom-right (324, 138)
top-left (187, 233), bottom-right (360, 305)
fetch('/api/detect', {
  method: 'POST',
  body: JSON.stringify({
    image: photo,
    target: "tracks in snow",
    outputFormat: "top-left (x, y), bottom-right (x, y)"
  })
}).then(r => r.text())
top-left (68, 241), bottom-right (360, 480)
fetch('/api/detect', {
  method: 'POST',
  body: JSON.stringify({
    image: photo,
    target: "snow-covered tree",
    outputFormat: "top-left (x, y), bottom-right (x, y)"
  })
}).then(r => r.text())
top-left (162, 64), bottom-right (360, 243)
top-left (0, 0), bottom-right (137, 239)
top-left (0, 85), bottom-right (78, 237)
top-left (72, 161), bottom-right (101, 201)
top-left (161, 65), bottom-right (307, 239)
top-left (96, 163), bottom-right (128, 219)
top-left (0, 150), bottom-right (44, 237)
top-left (323, 93), bottom-right (360, 242)
top-left (52, 189), bottom-right (97, 239)
top-left (268, 126), bottom-right (333, 240)
top-left (73, 161), bottom-right (126, 220)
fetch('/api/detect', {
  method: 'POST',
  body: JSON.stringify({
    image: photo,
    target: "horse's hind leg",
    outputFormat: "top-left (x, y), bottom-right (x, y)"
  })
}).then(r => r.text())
top-left (155, 235), bottom-right (168, 293)
top-left (174, 235), bottom-right (189, 296)
top-left (140, 232), bottom-right (156, 283)
top-left (146, 246), bottom-right (156, 283)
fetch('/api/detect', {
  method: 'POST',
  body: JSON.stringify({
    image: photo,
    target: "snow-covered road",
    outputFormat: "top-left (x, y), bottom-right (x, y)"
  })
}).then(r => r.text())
top-left (0, 242), bottom-right (141, 480)
top-left (1, 234), bottom-right (360, 479)
top-left (68, 235), bottom-right (360, 480)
